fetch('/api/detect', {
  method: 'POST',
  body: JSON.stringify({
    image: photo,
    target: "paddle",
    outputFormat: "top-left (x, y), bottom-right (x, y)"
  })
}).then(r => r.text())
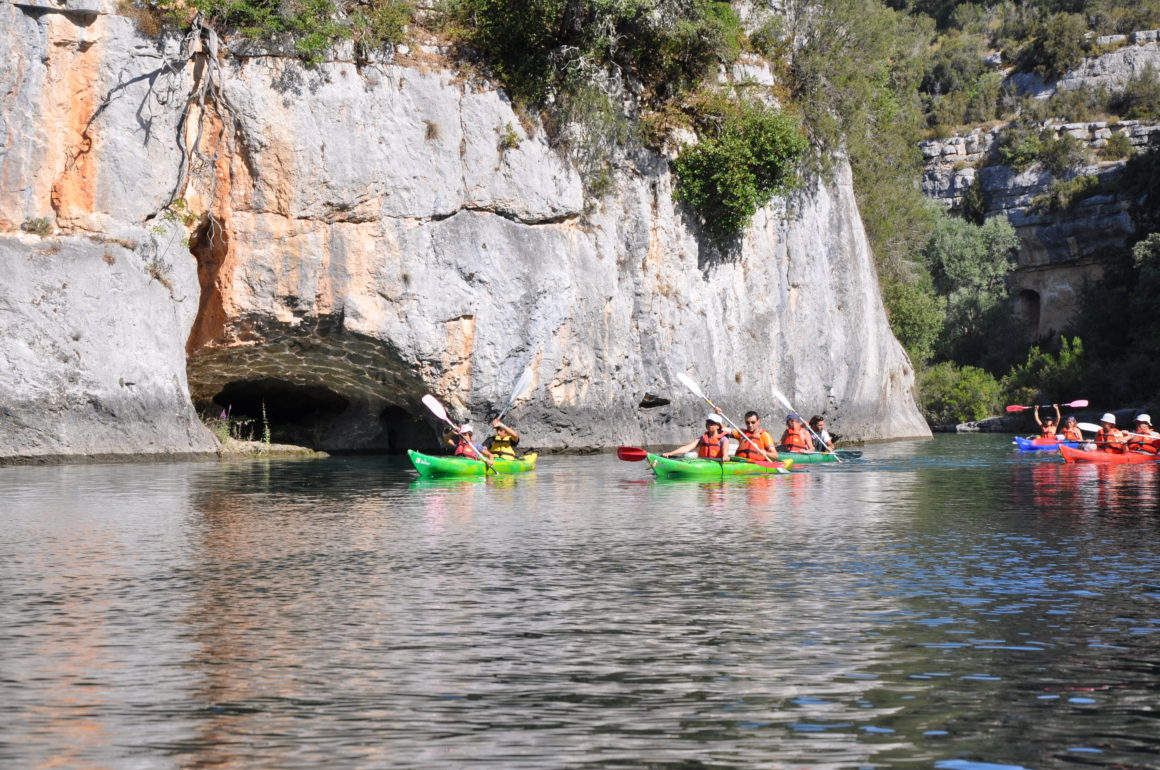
top-left (495, 364), bottom-right (535, 423)
top-left (421, 394), bottom-right (498, 474)
top-left (1005, 399), bottom-right (1089, 413)
top-left (617, 446), bottom-right (648, 461)
top-left (772, 388), bottom-right (841, 463)
top-left (675, 373), bottom-right (783, 468)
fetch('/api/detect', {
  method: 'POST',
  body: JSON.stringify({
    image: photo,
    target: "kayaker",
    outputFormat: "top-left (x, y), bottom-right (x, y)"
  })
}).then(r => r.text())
top-left (1060, 416), bottom-right (1084, 442)
top-left (1127, 414), bottom-right (1159, 454)
top-left (662, 414), bottom-right (728, 459)
top-left (1034, 403), bottom-right (1061, 439)
top-left (809, 415), bottom-right (834, 452)
top-left (485, 418), bottom-right (520, 459)
top-left (1092, 413), bottom-right (1126, 453)
top-left (446, 424), bottom-right (494, 460)
top-left (778, 413), bottom-right (814, 453)
top-left (717, 409), bottom-right (777, 461)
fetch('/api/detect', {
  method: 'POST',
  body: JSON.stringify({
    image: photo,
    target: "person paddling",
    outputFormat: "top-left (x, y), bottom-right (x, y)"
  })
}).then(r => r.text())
top-left (485, 418), bottom-right (520, 459)
top-left (778, 413), bottom-right (814, 453)
top-left (716, 409), bottom-right (777, 462)
top-left (1060, 415), bottom-right (1084, 442)
top-left (809, 415), bottom-right (834, 452)
top-left (1092, 413), bottom-right (1126, 453)
top-left (662, 414), bottom-right (728, 459)
top-left (446, 424), bottom-right (494, 461)
top-left (1127, 414), bottom-right (1159, 454)
top-left (1034, 403), bottom-right (1061, 439)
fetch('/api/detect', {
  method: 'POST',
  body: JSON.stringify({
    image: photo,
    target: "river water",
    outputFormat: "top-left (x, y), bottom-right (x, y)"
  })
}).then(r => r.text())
top-left (2, 434), bottom-right (1159, 769)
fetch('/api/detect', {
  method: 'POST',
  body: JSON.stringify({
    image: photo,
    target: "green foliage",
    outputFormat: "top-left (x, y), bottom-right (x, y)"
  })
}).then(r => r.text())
top-left (919, 361), bottom-right (1002, 425)
top-left (1001, 336), bottom-right (1086, 403)
top-left (924, 214), bottom-right (1019, 295)
top-left (1109, 63), bottom-right (1160, 120)
top-left (994, 124), bottom-right (1088, 174)
top-left (1098, 131), bottom-right (1134, 160)
top-left (20, 217), bottom-right (52, 236)
top-left (882, 274), bottom-right (946, 366)
top-left (672, 100), bottom-right (807, 241)
top-left (1029, 173), bottom-right (1101, 212)
top-left (1023, 12), bottom-right (1088, 80)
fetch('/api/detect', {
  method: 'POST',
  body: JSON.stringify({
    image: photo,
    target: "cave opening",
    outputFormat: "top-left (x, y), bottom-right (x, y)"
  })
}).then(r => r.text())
top-left (1018, 289), bottom-right (1042, 339)
top-left (212, 379), bottom-right (349, 448)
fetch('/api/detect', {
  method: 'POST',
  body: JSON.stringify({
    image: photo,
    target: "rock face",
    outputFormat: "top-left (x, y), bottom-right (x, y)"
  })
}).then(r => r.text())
top-left (920, 36), bottom-right (1160, 339)
top-left (0, 0), bottom-right (929, 460)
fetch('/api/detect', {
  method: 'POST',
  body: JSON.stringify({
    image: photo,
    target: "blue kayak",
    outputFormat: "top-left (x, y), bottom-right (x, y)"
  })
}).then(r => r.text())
top-left (1012, 436), bottom-right (1081, 453)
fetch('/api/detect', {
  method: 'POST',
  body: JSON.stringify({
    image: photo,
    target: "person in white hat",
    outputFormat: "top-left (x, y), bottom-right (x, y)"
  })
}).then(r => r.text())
top-left (1127, 414), bottom-right (1159, 454)
top-left (1094, 413), bottom-right (1126, 453)
top-left (445, 423), bottom-right (494, 460)
top-left (662, 413), bottom-right (728, 459)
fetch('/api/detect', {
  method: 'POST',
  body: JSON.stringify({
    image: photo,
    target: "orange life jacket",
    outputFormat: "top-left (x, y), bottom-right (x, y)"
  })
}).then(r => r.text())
top-left (454, 438), bottom-right (480, 458)
top-left (697, 432), bottom-right (727, 459)
top-left (1040, 423), bottom-right (1058, 438)
top-left (780, 426), bottom-right (812, 453)
top-left (1127, 432), bottom-right (1159, 454)
top-left (1061, 426), bottom-right (1083, 442)
top-left (1095, 428), bottom-right (1125, 453)
top-left (733, 429), bottom-right (775, 461)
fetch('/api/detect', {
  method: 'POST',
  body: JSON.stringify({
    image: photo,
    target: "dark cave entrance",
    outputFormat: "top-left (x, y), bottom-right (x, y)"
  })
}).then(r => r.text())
top-left (212, 379), bottom-right (349, 448)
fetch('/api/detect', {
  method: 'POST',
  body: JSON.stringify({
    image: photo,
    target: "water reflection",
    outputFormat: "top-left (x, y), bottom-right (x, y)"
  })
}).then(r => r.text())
top-left (1, 437), bottom-right (1159, 768)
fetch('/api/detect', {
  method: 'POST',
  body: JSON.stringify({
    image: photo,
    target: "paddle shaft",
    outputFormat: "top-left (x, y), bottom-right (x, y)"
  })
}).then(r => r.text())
top-left (494, 366), bottom-right (535, 424)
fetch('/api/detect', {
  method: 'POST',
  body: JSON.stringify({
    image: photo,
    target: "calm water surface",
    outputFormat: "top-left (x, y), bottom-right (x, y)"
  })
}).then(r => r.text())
top-left (2, 434), bottom-right (1159, 769)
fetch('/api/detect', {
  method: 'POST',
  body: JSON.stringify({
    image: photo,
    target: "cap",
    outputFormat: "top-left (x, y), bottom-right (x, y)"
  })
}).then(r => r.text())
top-left (705, 414), bottom-right (723, 425)
top-left (459, 424), bottom-right (474, 434)
top-left (1136, 414), bottom-right (1152, 425)
top-left (785, 413), bottom-right (800, 422)
top-left (1100, 413), bottom-right (1116, 425)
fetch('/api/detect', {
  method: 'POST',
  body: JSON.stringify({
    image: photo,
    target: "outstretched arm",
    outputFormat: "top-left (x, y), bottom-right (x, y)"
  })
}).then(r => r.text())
top-left (664, 440), bottom-right (699, 458)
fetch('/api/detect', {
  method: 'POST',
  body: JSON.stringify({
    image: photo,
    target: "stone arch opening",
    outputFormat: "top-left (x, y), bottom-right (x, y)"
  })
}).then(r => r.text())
top-left (1018, 289), bottom-right (1041, 338)
top-left (207, 379), bottom-right (349, 447)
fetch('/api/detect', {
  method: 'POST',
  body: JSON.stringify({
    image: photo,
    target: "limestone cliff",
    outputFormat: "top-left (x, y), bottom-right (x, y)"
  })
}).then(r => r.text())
top-left (0, 0), bottom-right (929, 460)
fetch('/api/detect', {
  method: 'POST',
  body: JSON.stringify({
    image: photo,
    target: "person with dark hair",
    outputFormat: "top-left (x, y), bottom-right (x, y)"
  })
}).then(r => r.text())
top-left (809, 415), bottom-right (834, 452)
top-left (1034, 403), bottom-right (1061, 439)
top-left (723, 410), bottom-right (778, 462)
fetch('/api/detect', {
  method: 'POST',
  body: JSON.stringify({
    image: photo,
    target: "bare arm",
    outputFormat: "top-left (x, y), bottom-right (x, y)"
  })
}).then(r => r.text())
top-left (664, 440), bottom-right (699, 458)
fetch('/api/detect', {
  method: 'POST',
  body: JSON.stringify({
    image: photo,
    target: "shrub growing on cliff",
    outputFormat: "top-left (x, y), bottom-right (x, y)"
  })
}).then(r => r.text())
top-left (672, 100), bottom-right (808, 241)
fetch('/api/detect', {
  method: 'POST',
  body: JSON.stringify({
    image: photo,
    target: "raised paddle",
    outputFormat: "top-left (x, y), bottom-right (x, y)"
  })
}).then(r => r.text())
top-left (1005, 399), bottom-right (1089, 413)
top-left (617, 446), bottom-right (648, 461)
top-left (495, 364), bottom-right (535, 423)
top-left (421, 394), bottom-right (498, 474)
top-left (675, 373), bottom-right (783, 468)
top-left (772, 388), bottom-right (841, 463)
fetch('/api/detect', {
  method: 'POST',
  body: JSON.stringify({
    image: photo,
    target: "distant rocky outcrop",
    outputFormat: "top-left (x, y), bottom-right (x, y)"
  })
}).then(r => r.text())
top-left (0, 0), bottom-right (930, 461)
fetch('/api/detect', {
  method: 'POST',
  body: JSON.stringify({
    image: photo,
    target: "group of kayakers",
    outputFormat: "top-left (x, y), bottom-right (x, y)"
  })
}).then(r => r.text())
top-left (659, 410), bottom-right (836, 461)
top-left (1034, 404), bottom-right (1159, 454)
top-left (445, 419), bottom-right (521, 461)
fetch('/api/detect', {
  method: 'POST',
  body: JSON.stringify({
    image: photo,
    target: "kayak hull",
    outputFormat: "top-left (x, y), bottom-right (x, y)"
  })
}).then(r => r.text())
top-left (1013, 436), bottom-right (1080, 453)
top-left (778, 451), bottom-right (841, 464)
top-left (407, 449), bottom-right (538, 477)
top-left (1059, 445), bottom-right (1160, 464)
top-left (646, 454), bottom-right (792, 478)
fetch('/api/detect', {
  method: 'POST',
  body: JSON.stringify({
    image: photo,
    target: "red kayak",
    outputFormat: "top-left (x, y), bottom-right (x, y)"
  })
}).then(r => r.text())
top-left (1059, 445), bottom-right (1160, 464)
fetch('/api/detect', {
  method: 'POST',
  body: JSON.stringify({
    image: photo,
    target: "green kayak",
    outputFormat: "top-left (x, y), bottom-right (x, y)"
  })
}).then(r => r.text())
top-left (646, 453), bottom-right (793, 478)
top-left (407, 449), bottom-right (538, 477)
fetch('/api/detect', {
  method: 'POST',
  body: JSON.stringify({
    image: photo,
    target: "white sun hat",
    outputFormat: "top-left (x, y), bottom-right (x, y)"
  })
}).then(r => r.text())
top-left (705, 414), bottom-right (723, 425)
top-left (1136, 414), bottom-right (1152, 425)
top-left (1100, 413), bottom-right (1116, 424)
top-left (459, 424), bottom-right (474, 434)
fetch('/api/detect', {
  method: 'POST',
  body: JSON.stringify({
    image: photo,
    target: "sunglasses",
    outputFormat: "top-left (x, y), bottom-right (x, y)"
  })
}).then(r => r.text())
top-left (744, 420), bottom-right (758, 425)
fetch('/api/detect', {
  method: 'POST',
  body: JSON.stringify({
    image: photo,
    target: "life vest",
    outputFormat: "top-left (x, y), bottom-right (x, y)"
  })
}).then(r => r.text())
top-left (487, 433), bottom-right (518, 458)
top-left (696, 432), bottom-right (727, 459)
top-left (1127, 431), bottom-right (1159, 454)
top-left (453, 438), bottom-right (480, 458)
top-left (1040, 423), bottom-right (1058, 438)
top-left (780, 426), bottom-right (812, 453)
top-left (733, 429), bottom-right (775, 461)
top-left (1061, 426), bottom-right (1083, 442)
top-left (1095, 428), bottom-right (1125, 453)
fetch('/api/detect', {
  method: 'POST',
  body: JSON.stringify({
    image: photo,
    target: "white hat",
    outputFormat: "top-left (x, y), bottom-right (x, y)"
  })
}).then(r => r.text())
top-left (459, 423), bottom-right (474, 434)
top-left (1137, 414), bottom-right (1152, 425)
top-left (705, 413), bottom-right (723, 425)
top-left (1100, 413), bottom-right (1116, 425)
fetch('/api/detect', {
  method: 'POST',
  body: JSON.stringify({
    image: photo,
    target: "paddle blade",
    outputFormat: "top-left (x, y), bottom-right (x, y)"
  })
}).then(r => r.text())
top-left (617, 446), bottom-right (648, 462)
top-left (1077, 422), bottom-right (1101, 433)
top-left (509, 367), bottom-right (535, 404)
top-left (772, 389), bottom-right (794, 414)
top-left (676, 372), bottom-right (706, 400)
top-left (1005, 405), bottom-right (1030, 413)
top-left (1063, 399), bottom-right (1089, 408)
top-left (421, 394), bottom-right (451, 424)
